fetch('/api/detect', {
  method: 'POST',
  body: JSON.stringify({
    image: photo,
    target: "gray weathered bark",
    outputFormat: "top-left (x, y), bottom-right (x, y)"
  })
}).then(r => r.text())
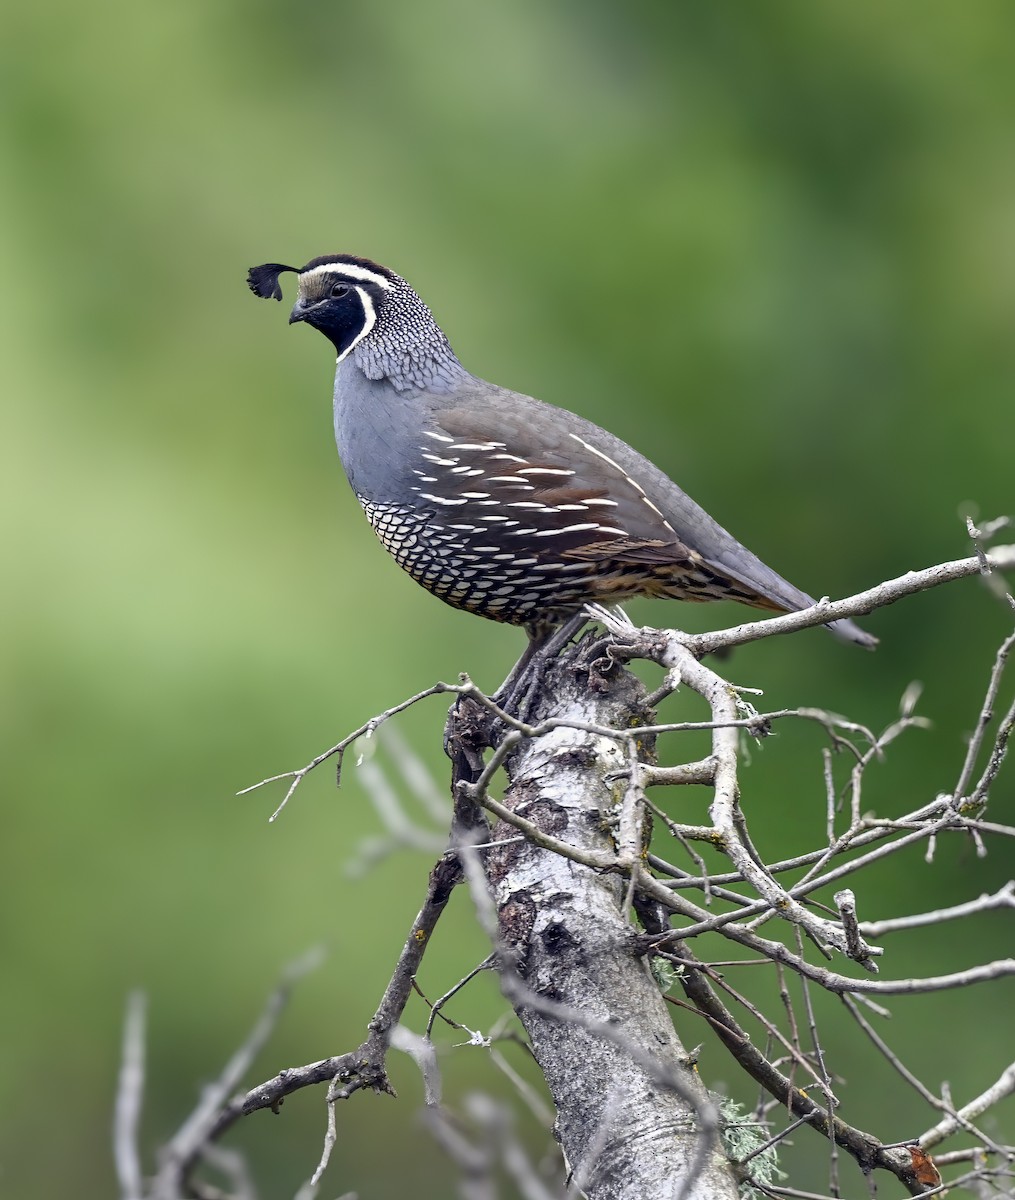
top-left (479, 642), bottom-right (739, 1200)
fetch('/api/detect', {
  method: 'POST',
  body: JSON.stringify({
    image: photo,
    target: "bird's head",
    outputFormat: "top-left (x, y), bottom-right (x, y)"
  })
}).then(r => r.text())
top-left (247, 254), bottom-right (397, 361)
top-left (248, 251), bottom-right (463, 390)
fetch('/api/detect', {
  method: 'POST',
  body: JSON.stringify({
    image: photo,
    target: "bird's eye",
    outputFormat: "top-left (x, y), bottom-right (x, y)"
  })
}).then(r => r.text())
top-left (330, 283), bottom-right (350, 299)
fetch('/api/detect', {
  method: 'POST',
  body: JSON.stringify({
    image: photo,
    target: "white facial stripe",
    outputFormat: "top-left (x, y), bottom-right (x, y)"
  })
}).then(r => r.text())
top-left (300, 262), bottom-right (392, 289)
top-left (335, 286), bottom-right (376, 365)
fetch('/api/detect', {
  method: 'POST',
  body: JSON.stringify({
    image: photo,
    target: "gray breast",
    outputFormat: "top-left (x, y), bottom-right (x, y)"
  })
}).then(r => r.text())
top-left (332, 363), bottom-right (427, 504)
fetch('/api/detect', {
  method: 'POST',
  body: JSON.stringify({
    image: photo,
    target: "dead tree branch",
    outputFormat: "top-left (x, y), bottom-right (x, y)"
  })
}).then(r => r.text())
top-left (133, 533), bottom-right (1015, 1197)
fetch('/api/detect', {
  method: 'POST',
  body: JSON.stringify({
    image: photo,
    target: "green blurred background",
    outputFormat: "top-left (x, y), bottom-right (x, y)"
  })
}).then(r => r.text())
top-left (3, 1), bottom-right (1014, 1195)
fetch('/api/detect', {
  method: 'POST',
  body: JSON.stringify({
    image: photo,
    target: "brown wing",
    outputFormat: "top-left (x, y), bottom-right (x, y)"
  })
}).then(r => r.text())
top-left (395, 391), bottom-right (874, 643)
top-left (425, 406), bottom-right (697, 567)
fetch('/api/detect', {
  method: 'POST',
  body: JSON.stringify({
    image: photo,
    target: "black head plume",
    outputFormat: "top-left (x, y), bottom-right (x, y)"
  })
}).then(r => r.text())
top-left (247, 262), bottom-right (299, 302)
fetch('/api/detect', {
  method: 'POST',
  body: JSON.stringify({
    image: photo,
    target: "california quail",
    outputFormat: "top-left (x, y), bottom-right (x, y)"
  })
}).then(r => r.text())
top-left (247, 254), bottom-right (875, 649)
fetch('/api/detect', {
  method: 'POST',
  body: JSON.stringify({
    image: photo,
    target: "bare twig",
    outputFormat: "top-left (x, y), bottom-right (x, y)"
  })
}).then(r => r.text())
top-left (238, 682), bottom-right (457, 819)
top-left (152, 948), bottom-right (326, 1198)
top-left (114, 990), bottom-right (147, 1200)
top-left (197, 1144), bottom-right (256, 1200)
top-left (969, 691), bottom-right (1015, 809)
top-left (421, 956), bottom-right (495, 1039)
top-left (952, 630), bottom-right (1015, 802)
top-left (154, 540), bottom-right (1015, 1198)
top-left (295, 1091), bottom-right (339, 1199)
top-left (685, 549), bottom-right (1015, 656)
top-left (833, 889), bottom-right (866, 962)
top-left (390, 1024), bottom-right (443, 1106)
top-left (671, 940), bottom-right (930, 1195)
top-left (841, 997), bottom-right (1007, 1159)
top-left (596, 608), bottom-right (884, 969)
top-left (238, 549), bottom-right (1015, 823)
top-left (738, 1113), bottom-right (813, 1167)
top-left (920, 1061), bottom-right (1015, 1149)
top-left (860, 883), bottom-right (1015, 937)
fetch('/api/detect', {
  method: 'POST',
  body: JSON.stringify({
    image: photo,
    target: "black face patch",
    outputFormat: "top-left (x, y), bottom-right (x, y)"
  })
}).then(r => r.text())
top-left (292, 283), bottom-right (372, 357)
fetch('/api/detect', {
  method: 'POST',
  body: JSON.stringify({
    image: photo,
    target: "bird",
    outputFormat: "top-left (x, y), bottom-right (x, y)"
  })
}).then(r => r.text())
top-left (247, 253), bottom-right (875, 650)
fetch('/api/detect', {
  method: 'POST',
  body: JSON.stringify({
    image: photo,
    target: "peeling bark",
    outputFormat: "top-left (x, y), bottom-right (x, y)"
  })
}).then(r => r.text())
top-left (483, 641), bottom-right (739, 1200)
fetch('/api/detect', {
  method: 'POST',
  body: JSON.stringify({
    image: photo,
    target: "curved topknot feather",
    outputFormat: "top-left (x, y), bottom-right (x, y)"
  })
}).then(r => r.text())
top-left (247, 262), bottom-right (299, 302)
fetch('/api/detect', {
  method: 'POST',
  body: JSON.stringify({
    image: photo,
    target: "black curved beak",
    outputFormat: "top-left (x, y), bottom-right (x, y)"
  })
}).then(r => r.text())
top-left (288, 299), bottom-right (309, 325)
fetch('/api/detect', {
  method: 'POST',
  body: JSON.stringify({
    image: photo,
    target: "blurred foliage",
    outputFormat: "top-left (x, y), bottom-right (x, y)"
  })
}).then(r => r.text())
top-left (2, 1), bottom-right (1014, 1196)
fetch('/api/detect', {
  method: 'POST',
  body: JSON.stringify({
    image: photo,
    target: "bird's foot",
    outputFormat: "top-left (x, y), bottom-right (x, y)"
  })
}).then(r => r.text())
top-left (493, 612), bottom-right (590, 723)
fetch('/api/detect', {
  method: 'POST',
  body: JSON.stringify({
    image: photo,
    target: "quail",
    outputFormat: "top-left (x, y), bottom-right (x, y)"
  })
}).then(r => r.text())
top-left (247, 254), bottom-right (875, 649)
